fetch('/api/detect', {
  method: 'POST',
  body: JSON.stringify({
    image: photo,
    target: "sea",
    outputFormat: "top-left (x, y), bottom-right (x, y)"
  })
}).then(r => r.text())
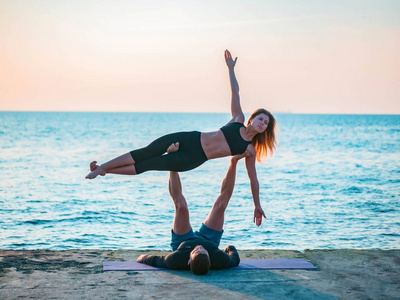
top-left (1, 112), bottom-right (399, 250)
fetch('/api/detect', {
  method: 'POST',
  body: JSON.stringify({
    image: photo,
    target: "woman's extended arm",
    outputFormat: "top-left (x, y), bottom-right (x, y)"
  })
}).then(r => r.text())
top-left (225, 50), bottom-right (245, 124)
top-left (245, 152), bottom-right (266, 226)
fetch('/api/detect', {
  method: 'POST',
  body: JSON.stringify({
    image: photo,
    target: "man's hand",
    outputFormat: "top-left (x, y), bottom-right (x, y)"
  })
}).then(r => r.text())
top-left (253, 206), bottom-right (266, 227)
top-left (224, 245), bottom-right (237, 254)
top-left (137, 254), bottom-right (150, 263)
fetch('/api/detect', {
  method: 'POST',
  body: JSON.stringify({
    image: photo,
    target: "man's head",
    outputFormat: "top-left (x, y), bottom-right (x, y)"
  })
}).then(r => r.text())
top-left (188, 245), bottom-right (211, 275)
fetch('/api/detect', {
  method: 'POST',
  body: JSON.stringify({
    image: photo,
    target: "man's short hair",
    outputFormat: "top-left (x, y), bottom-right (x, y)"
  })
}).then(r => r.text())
top-left (189, 253), bottom-right (211, 275)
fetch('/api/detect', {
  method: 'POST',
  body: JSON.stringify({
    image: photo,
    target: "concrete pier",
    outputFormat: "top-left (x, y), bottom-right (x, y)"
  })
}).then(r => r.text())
top-left (1, 249), bottom-right (399, 299)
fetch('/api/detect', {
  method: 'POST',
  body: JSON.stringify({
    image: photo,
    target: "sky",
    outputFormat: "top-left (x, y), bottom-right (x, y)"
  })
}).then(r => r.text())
top-left (1, 0), bottom-right (399, 114)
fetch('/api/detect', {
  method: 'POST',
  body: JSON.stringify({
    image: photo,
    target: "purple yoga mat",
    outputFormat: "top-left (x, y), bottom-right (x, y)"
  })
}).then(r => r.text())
top-left (103, 259), bottom-right (316, 271)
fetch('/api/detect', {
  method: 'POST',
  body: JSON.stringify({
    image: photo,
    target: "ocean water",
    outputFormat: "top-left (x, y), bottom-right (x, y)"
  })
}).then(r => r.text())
top-left (0, 112), bottom-right (399, 250)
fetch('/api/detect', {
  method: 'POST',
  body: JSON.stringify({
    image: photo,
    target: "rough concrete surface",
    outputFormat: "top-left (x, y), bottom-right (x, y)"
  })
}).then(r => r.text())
top-left (0, 249), bottom-right (399, 299)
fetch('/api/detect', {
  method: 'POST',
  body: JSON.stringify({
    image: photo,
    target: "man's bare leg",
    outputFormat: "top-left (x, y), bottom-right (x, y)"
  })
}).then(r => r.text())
top-left (203, 152), bottom-right (248, 231)
top-left (165, 143), bottom-right (191, 234)
top-left (169, 171), bottom-right (192, 235)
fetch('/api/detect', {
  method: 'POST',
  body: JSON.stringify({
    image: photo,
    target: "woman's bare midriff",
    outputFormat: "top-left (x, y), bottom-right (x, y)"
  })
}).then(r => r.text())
top-left (200, 131), bottom-right (232, 160)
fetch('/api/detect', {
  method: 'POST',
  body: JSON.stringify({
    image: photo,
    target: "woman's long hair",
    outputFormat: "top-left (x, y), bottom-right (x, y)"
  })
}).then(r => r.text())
top-left (247, 108), bottom-right (277, 162)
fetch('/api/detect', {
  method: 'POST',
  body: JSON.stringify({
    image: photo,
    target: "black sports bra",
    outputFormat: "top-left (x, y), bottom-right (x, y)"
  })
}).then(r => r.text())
top-left (220, 122), bottom-right (251, 155)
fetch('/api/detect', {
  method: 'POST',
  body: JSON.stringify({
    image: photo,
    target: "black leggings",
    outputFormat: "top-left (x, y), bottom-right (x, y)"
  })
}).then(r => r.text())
top-left (130, 131), bottom-right (208, 174)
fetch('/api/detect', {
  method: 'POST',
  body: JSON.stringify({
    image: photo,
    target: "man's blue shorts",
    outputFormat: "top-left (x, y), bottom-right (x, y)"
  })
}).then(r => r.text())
top-left (170, 223), bottom-right (223, 251)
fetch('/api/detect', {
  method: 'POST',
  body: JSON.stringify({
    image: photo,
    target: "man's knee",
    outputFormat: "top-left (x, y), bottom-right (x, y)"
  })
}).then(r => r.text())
top-left (174, 197), bottom-right (189, 213)
top-left (212, 196), bottom-right (229, 213)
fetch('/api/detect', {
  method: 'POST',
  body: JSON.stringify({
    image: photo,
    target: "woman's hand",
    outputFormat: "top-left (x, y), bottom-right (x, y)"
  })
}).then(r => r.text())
top-left (225, 49), bottom-right (237, 69)
top-left (253, 206), bottom-right (266, 227)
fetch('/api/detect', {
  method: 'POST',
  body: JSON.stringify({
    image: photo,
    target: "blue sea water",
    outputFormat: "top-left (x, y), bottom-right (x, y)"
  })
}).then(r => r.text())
top-left (0, 112), bottom-right (399, 250)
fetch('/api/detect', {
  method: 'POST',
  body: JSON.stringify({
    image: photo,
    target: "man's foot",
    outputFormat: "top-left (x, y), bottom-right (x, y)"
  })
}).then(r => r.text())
top-left (232, 150), bottom-right (250, 162)
top-left (85, 161), bottom-right (106, 179)
top-left (166, 142), bottom-right (179, 154)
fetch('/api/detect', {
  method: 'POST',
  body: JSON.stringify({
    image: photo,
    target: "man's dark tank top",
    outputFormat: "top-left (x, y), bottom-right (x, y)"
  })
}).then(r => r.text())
top-left (220, 122), bottom-right (251, 155)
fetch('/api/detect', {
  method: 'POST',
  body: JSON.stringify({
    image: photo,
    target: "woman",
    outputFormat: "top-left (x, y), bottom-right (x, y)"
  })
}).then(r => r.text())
top-left (86, 50), bottom-right (277, 226)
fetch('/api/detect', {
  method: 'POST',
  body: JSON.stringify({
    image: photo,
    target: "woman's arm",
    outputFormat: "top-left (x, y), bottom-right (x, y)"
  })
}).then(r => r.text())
top-left (245, 150), bottom-right (266, 226)
top-left (225, 50), bottom-right (245, 124)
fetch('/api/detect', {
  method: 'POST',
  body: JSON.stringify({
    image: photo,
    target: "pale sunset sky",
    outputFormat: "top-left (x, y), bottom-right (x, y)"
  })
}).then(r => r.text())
top-left (1, 0), bottom-right (399, 114)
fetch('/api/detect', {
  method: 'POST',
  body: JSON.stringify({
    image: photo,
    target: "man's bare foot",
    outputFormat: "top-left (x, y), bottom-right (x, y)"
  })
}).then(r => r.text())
top-left (85, 161), bottom-right (106, 179)
top-left (232, 150), bottom-right (250, 162)
top-left (166, 142), bottom-right (179, 154)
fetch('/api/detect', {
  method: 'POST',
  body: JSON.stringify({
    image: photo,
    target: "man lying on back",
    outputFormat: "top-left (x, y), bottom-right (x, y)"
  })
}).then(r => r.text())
top-left (137, 144), bottom-right (247, 275)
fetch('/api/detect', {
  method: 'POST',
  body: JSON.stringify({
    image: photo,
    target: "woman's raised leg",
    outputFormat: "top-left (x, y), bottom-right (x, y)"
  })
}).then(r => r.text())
top-left (105, 165), bottom-right (137, 175)
top-left (85, 141), bottom-right (181, 179)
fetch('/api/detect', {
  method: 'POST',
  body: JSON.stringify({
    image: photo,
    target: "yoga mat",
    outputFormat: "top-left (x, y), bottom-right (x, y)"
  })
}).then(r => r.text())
top-left (103, 259), bottom-right (316, 271)
top-left (231, 259), bottom-right (316, 270)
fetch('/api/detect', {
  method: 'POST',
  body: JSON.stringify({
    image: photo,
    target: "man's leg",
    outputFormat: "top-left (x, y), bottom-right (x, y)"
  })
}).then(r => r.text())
top-left (169, 171), bottom-right (192, 235)
top-left (203, 155), bottom-right (244, 231)
top-left (163, 142), bottom-right (192, 235)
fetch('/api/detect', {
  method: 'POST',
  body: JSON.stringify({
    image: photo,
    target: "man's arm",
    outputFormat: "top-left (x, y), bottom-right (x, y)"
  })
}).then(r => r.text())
top-left (224, 245), bottom-right (240, 268)
top-left (137, 251), bottom-right (190, 270)
top-left (137, 254), bottom-right (168, 268)
top-left (210, 246), bottom-right (240, 269)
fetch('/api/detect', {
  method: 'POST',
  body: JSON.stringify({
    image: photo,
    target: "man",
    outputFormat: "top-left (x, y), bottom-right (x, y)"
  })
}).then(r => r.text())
top-left (137, 148), bottom-right (248, 275)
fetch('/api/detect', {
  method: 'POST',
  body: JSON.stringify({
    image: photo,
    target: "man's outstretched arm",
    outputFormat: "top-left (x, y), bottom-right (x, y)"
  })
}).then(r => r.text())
top-left (137, 254), bottom-right (168, 268)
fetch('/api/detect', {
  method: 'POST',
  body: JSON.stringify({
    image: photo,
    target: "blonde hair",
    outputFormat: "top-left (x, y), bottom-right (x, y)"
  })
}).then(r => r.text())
top-left (247, 108), bottom-right (277, 162)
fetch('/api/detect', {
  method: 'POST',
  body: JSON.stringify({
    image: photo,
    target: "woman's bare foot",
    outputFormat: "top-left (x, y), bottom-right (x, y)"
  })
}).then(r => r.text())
top-left (166, 142), bottom-right (179, 154)
top-left (85, 161), bottom-right (106, 179)
top-left (90, 161), bottom-right (99, 171)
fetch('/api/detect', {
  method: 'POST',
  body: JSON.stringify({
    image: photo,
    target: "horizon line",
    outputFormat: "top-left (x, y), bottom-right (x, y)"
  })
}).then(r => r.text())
top-left (1, 110), bottom-right (399, 116)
